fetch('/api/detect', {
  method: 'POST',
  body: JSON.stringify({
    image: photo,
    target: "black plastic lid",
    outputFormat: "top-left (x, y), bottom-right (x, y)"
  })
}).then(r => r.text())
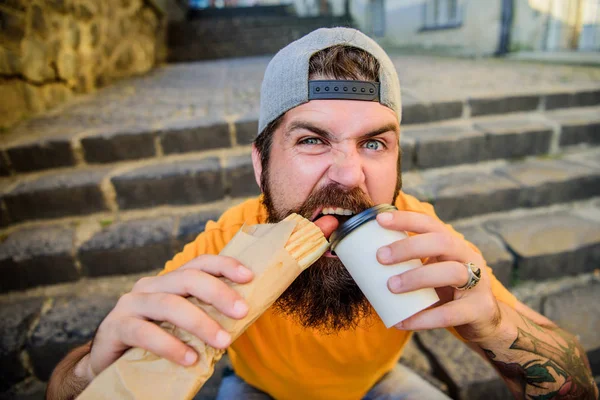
top-left (329, 204), bottom-right (397, 251)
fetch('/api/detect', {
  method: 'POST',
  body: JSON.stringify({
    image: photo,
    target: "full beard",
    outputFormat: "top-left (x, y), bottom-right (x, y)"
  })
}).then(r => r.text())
top-left (264, 183), bottom-right (379, 333)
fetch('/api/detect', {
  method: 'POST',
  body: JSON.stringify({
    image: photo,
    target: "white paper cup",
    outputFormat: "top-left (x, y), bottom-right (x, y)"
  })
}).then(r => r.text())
top-left (330, 205), bottom-right (439, 328)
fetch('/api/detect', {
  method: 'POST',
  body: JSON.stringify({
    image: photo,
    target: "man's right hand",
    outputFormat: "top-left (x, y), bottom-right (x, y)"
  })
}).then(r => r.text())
top-left (86, 254), bottom-right (253, 379)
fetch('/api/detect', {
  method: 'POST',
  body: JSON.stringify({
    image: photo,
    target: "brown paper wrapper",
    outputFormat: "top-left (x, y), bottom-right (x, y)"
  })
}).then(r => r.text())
top-left (78, 219), bottom-right (315, 400)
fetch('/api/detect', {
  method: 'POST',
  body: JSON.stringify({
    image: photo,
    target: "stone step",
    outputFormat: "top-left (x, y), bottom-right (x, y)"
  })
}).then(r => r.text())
top-left (0, 85), bottom-right (598, 178)
top-left (0, 149), bottom-right (598, 293)
top-left (0, 201), bottom-right (229, 293)
top-left (1, 268), bottom-right (597, 399)
top-left (404, 146), bottom-right (600, 221)
top-left (168, 15), bottom-right (354, 62)
top-left (0, 149), bottom-right (598, 292)
top-left (402, 106), bottom-right (600, 170)
top-left (1, 118), bottom-right (598, 228)
top-left (0, 148), bottom-right (256, 227)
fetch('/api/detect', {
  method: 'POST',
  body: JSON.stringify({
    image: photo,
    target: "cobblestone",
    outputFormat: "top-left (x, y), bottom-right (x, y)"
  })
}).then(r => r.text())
top-left (543, 281), bottom-right (600, 352)
top-left (474, 117), bottom-right (553, 160)
top-left (2, 168), bottom-right (109, 223)
top-left (469, 94), bottom-right (540, 116)
top-left (499, 155), bottom-right (600, 208)
top-left (27, 295), bottom-right (118, 380)
top-left (546, 106), bottom-right (600, 147)
top-left (0, 298), bottom-right (44, 391)
top-left (160, 118), bottom-right (231, 155)
top-left (399, 136), bottom-right (415, 171)
top-left (417, 329), bottom-right (511, 400)
top-left (223, 153), bottom-right (259, 198)
top-left (404, 167), bottom-right (522, 221)
top-left (400, 337), bottom-right (449, 394)
top-left (81, 124), bottom-right (157, 163)
top-left (572, 89), bottom-right (600, 107)
top-left (111, 158), bottom-right (223, 209)
top-left (0, 225), bottom-right (78, 293)
top-left (235, 117), bottom-right (258, 146)
top-left (403, 123), bottom-right (485, 169)
top-left (402, 101), bottom-right (463, 125)
top-left (484, 208), bottom-right (600, 281)
top-left (544, 90), bottom-right (600, 110)
top-left (6, 139), bottom-right (76, 172)
top-left (78, 217), bottom-right (175, 277)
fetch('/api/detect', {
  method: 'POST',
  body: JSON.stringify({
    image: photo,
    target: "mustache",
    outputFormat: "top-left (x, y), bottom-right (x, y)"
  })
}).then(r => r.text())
top-left (294, 184), bottom-right (375, 220)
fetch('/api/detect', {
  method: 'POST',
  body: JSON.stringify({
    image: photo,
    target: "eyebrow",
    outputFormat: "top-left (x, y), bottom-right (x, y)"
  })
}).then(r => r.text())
top-left (285, 120), bottom-right (399, 141)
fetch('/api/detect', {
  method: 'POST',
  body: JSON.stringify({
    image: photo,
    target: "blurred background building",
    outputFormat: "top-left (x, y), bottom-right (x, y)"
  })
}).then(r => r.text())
top-left (178, 0), bottom-right (600, 56)
top-left (2, 0), bottom-right (599, 128)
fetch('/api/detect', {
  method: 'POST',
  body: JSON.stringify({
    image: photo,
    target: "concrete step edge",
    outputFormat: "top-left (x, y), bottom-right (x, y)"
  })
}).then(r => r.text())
top-left (1, 91), bottom-right (598, 177)
top-left (0, 188), bottom-right (598, 294)
top-left (1, 145), bottom-right (598, 228)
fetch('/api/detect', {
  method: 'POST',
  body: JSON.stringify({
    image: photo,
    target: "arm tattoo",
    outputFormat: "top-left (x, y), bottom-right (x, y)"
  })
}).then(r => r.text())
top-left (482, 314), bottom-right (597, 399)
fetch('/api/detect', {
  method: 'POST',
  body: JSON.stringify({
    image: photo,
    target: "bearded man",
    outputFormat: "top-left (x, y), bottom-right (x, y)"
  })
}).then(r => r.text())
top-left (47, 28), bottom-right (597, 400)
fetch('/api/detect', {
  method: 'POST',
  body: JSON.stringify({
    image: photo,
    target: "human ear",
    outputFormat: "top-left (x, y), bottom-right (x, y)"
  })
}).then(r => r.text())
top-left (251, 144), bottom-right (263, 191)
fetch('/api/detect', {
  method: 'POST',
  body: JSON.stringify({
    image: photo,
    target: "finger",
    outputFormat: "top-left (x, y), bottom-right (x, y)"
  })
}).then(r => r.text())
top-left (376, 211), bottom-right (446, 234)
top-left (394, 297), bottom-right (476, 331)
top-left (132, 269), bottom-right (249, 319)
top-left (117, 292), bottom-right (232, 349)
top-left (118, 317), bottom-right (199, 366)
top-left (388, 261), bottom-right (470, 293)
top-left (377, 232), bottom-right (468, 265)
top-left (180, 255), bottom-right (254, 283)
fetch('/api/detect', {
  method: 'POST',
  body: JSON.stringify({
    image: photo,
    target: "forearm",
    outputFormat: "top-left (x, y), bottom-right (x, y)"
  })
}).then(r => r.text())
top-left (475, 302), bottom-right (598, 399)
top-left (46, 342), bottom-right (95, 400)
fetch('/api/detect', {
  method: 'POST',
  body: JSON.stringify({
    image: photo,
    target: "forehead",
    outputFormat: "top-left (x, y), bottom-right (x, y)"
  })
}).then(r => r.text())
top-left (278, 99), bottom-right (399, 138)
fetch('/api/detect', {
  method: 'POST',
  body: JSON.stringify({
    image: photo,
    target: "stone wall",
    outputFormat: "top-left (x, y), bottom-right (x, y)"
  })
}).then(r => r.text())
top-left (0, 0), bottom-right (166, 129)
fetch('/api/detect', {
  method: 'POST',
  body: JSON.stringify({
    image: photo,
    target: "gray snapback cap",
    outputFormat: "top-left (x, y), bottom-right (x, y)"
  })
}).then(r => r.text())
top-left (258, 27), bottom-right (402, 136)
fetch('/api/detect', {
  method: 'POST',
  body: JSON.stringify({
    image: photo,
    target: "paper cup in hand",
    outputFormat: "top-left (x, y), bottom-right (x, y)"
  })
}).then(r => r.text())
top-left (330, 205), bottom-right (439, 328)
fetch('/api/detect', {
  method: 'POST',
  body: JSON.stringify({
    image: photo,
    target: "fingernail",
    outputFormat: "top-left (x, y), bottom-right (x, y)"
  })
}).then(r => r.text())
top-left (184, 350), bottom-right (197, 365)
top-left (377, 246), bottom-right (392, 263)
top-left (238, 265), bottom-right (252, 278)
top-left (233, 300), bottom-right (248, 316)
top-left (388, 276), bottom-right (402, 292)
top-left (377, 212), bottom-right (393, 223)
top-left (216, 330), bottom-right (231, 347)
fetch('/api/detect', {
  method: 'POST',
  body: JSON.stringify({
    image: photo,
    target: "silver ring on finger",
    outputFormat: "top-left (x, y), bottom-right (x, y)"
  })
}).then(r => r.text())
top-left (453, 262), bottom-right (481, 291)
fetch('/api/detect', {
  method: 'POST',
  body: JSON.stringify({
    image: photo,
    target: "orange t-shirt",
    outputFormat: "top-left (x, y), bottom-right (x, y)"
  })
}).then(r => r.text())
top-left (161, 193), bottom-right (517, 399)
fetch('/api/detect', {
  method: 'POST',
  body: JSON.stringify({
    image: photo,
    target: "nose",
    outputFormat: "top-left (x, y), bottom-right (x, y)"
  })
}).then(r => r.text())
top-left (327, 147), bottom-right (365, 189)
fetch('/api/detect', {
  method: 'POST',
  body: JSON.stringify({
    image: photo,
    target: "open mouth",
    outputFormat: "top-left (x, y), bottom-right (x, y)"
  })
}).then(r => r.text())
top-left (311, 206), bottom-right (356, 226)
top-left (311, 207), bottom-right (357, 258)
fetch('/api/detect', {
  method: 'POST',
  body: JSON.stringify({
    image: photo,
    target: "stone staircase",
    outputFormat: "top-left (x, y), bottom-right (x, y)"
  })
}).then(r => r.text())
top-left (1, 56), bottom-right (599, 399)
top-left (168, 10), bottom-right (354, 62)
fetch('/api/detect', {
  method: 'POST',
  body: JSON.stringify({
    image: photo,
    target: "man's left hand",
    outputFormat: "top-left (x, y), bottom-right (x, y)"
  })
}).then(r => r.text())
top-left (375, 210), bottom-right (504, 343)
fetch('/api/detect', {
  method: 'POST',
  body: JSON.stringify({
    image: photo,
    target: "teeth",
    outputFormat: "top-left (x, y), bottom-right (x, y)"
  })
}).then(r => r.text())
top-left (322, 207), bottom-right (354, 216)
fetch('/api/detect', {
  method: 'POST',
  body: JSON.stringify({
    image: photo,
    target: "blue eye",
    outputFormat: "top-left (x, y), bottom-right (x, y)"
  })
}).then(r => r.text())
top-left (300, 137), bottom-right (323, 145)
top-left (364, 140), bottom-right (384, 150)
